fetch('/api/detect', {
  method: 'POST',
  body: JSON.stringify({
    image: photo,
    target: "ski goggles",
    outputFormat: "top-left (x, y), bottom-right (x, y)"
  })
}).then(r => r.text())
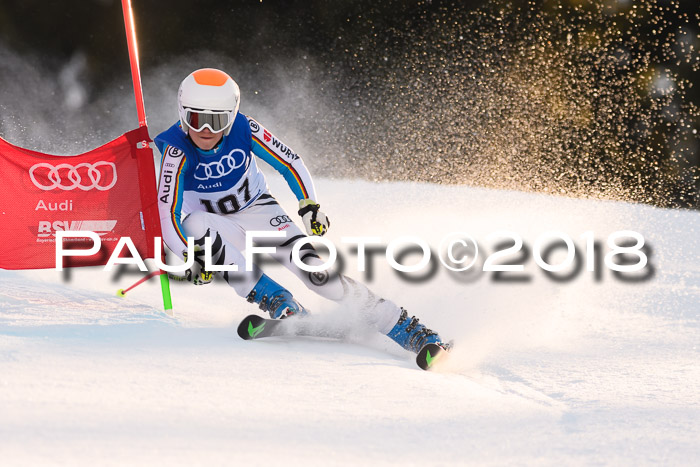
top-left (181, 107), bottom-right (234, 133)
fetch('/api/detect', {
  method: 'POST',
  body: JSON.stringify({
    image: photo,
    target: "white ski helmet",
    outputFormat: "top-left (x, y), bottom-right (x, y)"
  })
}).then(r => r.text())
top-left (178, 68), bottom-right (240, 136)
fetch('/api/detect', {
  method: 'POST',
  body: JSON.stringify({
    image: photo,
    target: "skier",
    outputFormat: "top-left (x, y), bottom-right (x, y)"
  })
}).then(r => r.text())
top-left (155, 68), bottom-right (450, 356)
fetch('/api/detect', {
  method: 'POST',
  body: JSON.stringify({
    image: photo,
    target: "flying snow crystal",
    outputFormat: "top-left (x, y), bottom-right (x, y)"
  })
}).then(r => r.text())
top-left (313, 0), bottom-right (698, 207)
top-left (59, 52), bottom-right (89, 111)
top-left (0, 1), bottom-right (697, 206)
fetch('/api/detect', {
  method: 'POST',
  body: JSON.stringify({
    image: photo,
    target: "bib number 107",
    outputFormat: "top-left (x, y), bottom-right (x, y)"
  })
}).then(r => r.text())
top-left (200, 179), bottom-right (251, 214)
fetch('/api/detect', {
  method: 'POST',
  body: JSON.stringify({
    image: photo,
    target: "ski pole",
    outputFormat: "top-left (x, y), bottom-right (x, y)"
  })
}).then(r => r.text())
top-left (117, 270), bottom-right (188, 297)
top-left (117, 270), bottom-right (162, 297)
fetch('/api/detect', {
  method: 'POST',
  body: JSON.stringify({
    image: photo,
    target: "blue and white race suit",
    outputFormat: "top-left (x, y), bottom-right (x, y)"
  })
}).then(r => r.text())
top-left (155, 114), bottom-right (400, 333)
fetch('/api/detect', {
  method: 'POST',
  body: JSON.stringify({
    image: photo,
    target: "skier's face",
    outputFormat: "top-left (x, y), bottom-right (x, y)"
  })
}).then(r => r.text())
top-left (189, 127), bottom-right (223, 150)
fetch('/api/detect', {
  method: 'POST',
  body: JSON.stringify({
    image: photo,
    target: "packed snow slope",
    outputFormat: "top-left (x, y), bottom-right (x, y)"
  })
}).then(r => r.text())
top-left (1, 178), bottom-right (699, 466)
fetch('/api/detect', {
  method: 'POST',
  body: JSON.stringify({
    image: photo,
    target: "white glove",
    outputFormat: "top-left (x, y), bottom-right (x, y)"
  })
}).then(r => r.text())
top-left (298, 199), bottom-right (330, 236)
top-left (183, 248), bottom-right (213, 285)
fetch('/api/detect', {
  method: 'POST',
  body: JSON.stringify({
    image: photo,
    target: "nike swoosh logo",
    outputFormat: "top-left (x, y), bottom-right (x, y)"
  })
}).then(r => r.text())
top-left (248, 320), bottom-right (266, 338)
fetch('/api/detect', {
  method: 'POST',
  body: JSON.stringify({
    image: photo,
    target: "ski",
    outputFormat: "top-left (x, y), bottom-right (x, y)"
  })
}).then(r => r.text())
top-left (236, 314), bottom-right (342, 340)
top-left (237, 314), bottom-right (292, 340)
top-left (416, 342), bottom-right (450, 371)
top-left (238, 314), bottom-right (451, 371)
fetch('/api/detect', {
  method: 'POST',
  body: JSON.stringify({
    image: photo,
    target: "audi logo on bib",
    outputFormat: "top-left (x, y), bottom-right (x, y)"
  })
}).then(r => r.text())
top-left (29, 161), bottom-right (118, 191)
top-left (194, 149), bottom-right (248, 180)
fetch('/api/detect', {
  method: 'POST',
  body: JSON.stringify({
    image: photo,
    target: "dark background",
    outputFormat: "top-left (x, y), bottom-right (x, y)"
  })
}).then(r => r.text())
top-left (0, 0), bottom-right (698, 208)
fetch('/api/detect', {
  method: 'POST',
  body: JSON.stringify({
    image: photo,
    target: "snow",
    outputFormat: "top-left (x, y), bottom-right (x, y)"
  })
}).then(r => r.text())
top-left (1, 177), bottom-right (699, 465)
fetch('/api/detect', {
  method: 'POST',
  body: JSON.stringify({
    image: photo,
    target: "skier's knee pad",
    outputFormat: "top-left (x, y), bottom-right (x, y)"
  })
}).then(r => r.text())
top-left (182, 210), bottom-right (217, 240)
top-left (181, 211), bottom-right (228, 264)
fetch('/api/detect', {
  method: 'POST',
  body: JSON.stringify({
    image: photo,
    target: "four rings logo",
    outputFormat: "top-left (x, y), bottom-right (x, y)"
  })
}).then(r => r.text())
top-left (194, 149), bottom-right (248, 180)
top-left (269, 215), bottom-right (292, 227)
top-left (29, 162), bottom-right (118, 191)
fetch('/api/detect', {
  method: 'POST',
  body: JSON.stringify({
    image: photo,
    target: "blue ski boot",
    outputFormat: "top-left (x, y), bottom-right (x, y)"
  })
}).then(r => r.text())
top-left (386, 308), bottom-right (450, 353)
top-left (246, 274), bottom-right (308, 319)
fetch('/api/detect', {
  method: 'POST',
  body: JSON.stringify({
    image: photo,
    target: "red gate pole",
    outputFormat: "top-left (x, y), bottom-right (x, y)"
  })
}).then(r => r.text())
top-left (121, 0), bottom-right (147, 127)
top-left (121, 0), bottom-right (173, 313)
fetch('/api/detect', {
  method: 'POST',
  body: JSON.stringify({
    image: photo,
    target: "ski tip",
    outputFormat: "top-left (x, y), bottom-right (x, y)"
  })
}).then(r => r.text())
top-left (237, 314), bottom-right (268, 340)
top-left (416, 343), bottom-right (450, 371)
